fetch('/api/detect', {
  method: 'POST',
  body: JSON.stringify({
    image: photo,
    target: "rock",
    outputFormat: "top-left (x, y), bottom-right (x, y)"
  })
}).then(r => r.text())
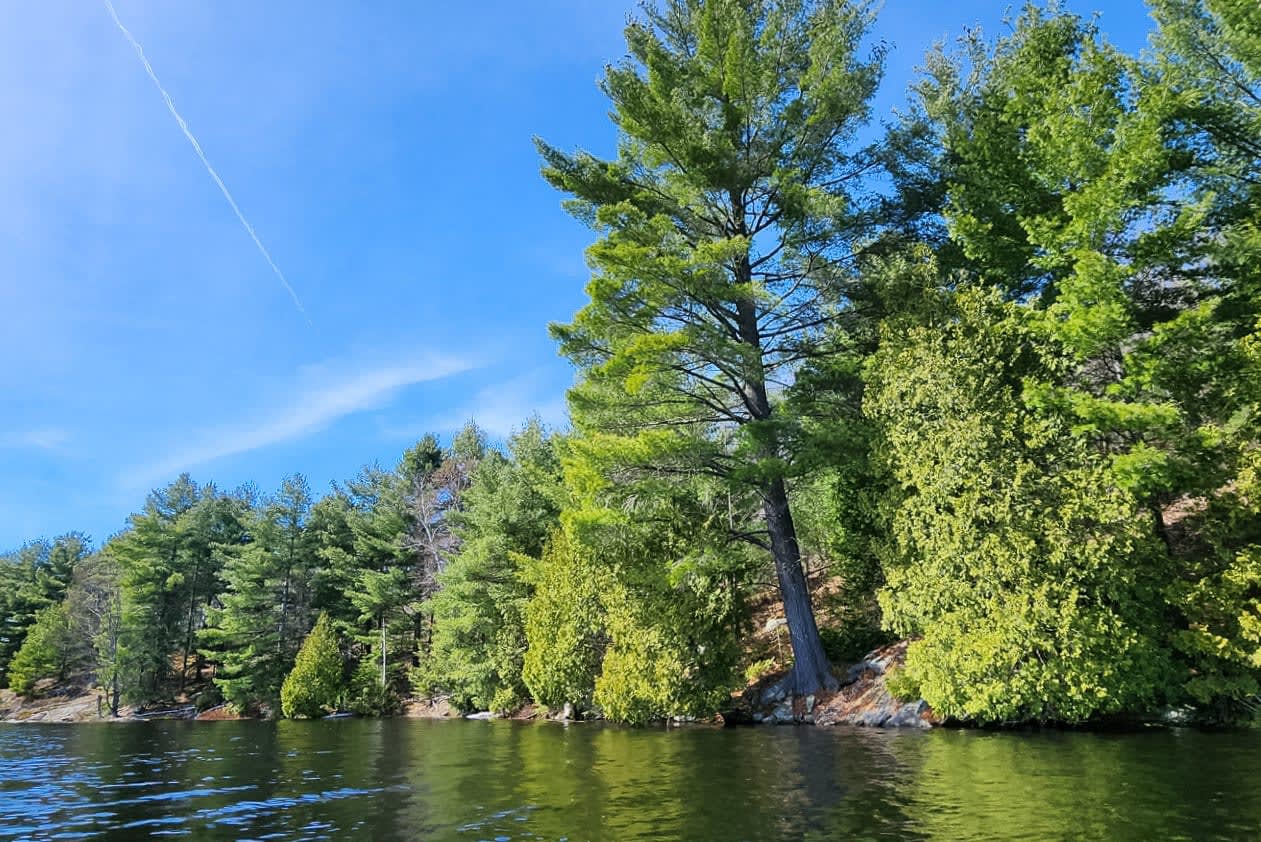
top-left (812, 640), bottom-right (942, 729)
top-left (465, 711), bottom-right (495, 720)
top-left (402, 697), bottom-right (456, 719)
top-left (763, 617), bottom-right (789, 633)
top-left (1161, 707), bottom-right (1193, 725)
top-left (885, 700), bottom-right (933, 729)
top-left (771, 702), bottom-right (795, 724)
top-left (804, 695), bottom-right (816, 714)
top-left (842, 659), bottom-right (884, 686)
top-left (761, 684), bottom-right (787, 705)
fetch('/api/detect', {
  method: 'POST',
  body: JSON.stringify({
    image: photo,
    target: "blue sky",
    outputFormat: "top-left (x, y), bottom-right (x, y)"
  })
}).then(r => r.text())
top-left (0, 0), bottom-right (1155, 548)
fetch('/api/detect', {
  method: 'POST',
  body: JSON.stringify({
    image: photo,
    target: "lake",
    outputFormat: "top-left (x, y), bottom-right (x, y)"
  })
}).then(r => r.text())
top-left (1, 719), bottom-right (1258, 840)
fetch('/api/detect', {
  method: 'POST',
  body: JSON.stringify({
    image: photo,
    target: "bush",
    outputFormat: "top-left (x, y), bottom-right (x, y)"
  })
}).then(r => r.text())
top-left (869, 290), bottom-right (1173, 724)
top-left (280, 614), bottom-right (345, 719)
top-left (347, 654), bottom-right (400, 716)
top-left (521, 530), bottom-right (607, 712)
top-left (8, 603), bottom-right (75, 697)
top-left (884, 667), bottom-right (920, 703)
top-left (744, 658), bottom-right (777, 685)
top-left (594, 575), bottom-right (741, 725)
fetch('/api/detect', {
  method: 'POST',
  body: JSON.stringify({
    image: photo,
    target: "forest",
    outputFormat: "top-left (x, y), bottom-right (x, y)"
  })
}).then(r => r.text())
top-left (1, 0), bottom-right (1259, 727)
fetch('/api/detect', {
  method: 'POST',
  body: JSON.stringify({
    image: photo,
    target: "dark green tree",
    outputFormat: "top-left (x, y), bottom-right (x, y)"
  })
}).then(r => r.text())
top-left (111, 476), bottom-right (248, 702)
top-left (0, 533), bottom-right (89, 687)
top-left (111, 475), bottom-right (201, 701)
top-left (419, 419), bottom-right (564, 712)
top-left (201, 475), bottom-right (318, 711)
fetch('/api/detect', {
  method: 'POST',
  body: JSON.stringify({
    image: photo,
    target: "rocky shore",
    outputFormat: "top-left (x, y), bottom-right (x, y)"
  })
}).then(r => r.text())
top-left (2, 639), bottom-right (938, 728)
top-left (731, 639), bottom-right (940, 729)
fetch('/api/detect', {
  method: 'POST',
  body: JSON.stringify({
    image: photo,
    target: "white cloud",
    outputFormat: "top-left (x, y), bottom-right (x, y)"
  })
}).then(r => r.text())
top-left (0, 428), bottom-right (70, 450)
top-left (122, 352), bottom-right (480, 488)
top-left (389, 370), bottom-right (570, 441)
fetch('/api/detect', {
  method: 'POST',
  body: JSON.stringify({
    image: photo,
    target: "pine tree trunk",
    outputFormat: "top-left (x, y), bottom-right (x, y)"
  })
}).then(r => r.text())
top-left (180, 554), bottom-right (201, 693)
top-left (730, 252), bottom-right (836, 699)
top-left (763, 476), bottom-right (837, 696)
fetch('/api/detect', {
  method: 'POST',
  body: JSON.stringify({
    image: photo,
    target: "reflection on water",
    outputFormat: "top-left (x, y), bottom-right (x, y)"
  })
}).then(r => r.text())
top-left (0, 718), bottom-right (1258, 840)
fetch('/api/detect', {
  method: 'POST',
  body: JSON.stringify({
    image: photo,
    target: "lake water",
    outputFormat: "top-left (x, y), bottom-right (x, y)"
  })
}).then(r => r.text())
top-left (0, 719), bottom-right (1258, 840)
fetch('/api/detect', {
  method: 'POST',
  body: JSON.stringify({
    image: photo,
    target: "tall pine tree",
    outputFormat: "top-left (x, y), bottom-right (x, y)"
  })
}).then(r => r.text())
top-left (539, 0), bottom-right (884, 695)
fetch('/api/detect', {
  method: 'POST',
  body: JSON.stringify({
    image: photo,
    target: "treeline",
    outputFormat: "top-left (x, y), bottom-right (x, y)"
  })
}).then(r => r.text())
top-left (3, 0), bottom-right (1260, 725)
top-left (0, 425), bottom-right (553, 717)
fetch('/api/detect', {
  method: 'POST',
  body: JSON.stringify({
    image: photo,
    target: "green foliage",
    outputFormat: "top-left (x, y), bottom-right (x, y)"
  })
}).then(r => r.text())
top-left (539, 0), bottom-right (889, 695)
top-left (110, 476), bottom-right (251, 703)
top-left (0, 533), bottom-right (89, 688)
top-left (8, 603), bottom-right (76, 697)
top-left (792, 464), bottom-right (889, 657)
top-left (521, 529), bottom-right (608, 712)
top-left (1168, 446), bottom-right (1261, 717)
top-left (346, 649), bottom-right (401, 716)
top-left (594, 574), bottom-right (739, 725)
top-left (418, 419), bottom-right (563, 712)
top-left (818, 625), bottom-right (890, 665)
top-left (7, 0), bottom-right (1261, 728)
top-left (280, 614), bottom-right (345, 719)
top-left (523, 469), bottom-right (752, 722)
top-left (868, 289), bottom-right (1174, 723)
top-left (883, 667), bottom-right (920, 704)
top-left (202, 475), bottom-right (317, 711)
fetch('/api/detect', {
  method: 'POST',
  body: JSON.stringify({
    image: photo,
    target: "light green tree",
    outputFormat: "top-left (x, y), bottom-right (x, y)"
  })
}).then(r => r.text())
top-left (8, 603), bottom-right (77, 697)
top-left (869, 287), bottom-right (1173, 723)
top-left (538, 0), bottom-right (886, 696)
top-left (280, 613), bottom-right (345, 719)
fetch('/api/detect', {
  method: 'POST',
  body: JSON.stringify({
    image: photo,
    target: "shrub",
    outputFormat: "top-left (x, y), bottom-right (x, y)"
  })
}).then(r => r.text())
top-left (8, 604), bottom-right (75, 697)
top-left (280, 614), bottom-right (344, 719)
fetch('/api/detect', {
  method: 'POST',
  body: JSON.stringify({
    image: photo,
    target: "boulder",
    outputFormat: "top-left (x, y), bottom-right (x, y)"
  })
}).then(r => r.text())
top-left (812, 640), bottom-right (941, 729)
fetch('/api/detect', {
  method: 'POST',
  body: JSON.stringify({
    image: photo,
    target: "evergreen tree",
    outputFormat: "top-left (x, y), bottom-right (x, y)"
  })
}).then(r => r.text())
top-left (521, 529), bottom-right (609, 713)
top-left (868, 286), bottom-right (1173, 723)
top-left (419, 419), bottom-right (564, 712)
top-left (868, 2), bottom-right (1261, 720)
top-left (0, 534), bottom-right (88, 687)
top-left (8, 603), bottom-right (77, 697)
top-left (201, 475), bottom-right (317, 711)
top-left (111, 475), bottom-right (201, 701)
top-left (539, 0), bottom-right (885, 695)
top-left (341, 463), bottom-right (419, 709)
top-left (1145, 0), bottom-right (1261, 715)
top-left (521, 474), bottom-right (753, 723)
top-left (111, 476), bottom-right (249, 702)
top-left (308, 489), bottom-right (362, 636)
top-left (280, 613), bottom-right (345, 718)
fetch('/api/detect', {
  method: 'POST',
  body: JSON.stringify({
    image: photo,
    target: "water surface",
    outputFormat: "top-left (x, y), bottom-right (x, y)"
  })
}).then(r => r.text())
top-left (1, 719), bottom-right (1257, 840)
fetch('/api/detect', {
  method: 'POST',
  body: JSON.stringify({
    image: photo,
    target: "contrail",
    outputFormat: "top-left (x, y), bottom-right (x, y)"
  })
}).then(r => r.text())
top-left (101, 0), bottom-right (312, 326)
